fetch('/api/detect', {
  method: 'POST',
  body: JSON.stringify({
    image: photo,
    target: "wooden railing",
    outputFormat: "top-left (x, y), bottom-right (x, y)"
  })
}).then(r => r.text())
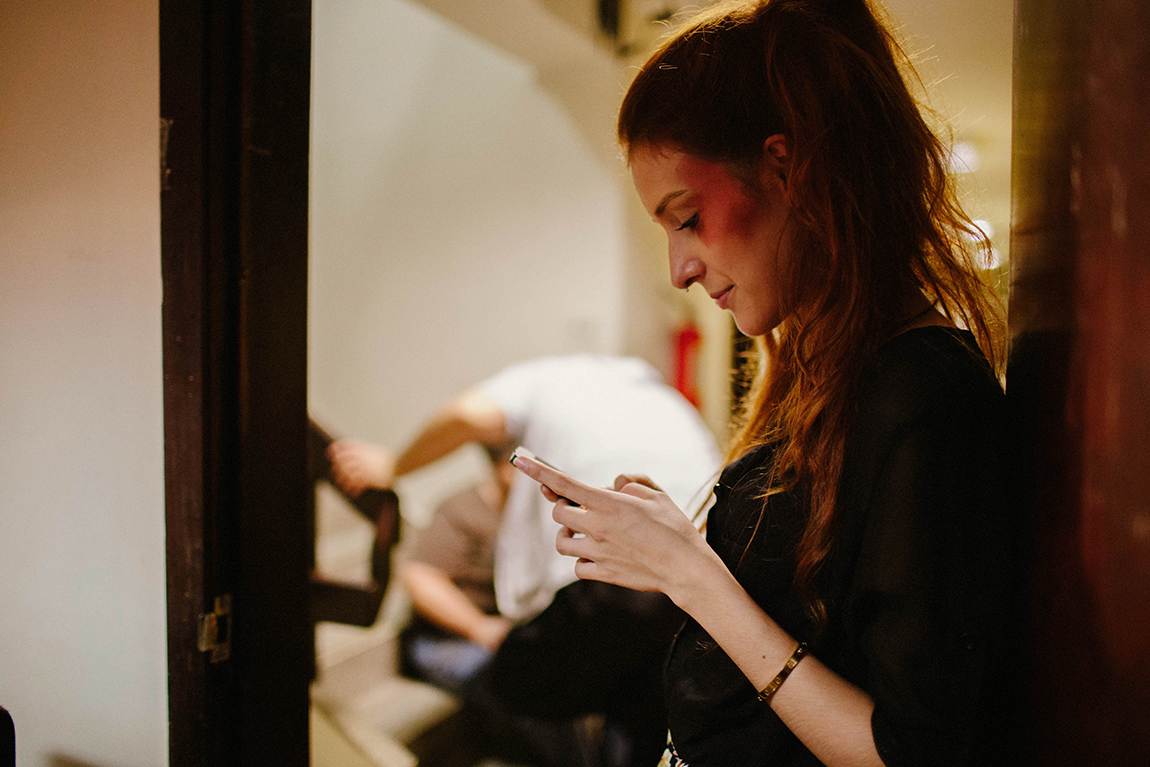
top-left (307, 419), bottom-right (401, 628)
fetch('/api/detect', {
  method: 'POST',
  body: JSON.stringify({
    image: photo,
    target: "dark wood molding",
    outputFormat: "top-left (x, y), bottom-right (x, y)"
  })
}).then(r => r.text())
top-left (161, 0), bottom-right (312, 764)
top-left (1010, 0), bottom-right (1150, 762)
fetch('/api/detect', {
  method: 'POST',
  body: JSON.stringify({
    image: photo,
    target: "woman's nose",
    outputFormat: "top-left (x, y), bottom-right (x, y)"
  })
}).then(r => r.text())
top-left (669, 246), bottom-right (704, 290)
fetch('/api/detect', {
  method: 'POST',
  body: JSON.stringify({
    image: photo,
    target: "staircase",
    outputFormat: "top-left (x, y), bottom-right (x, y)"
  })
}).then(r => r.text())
top-left (310, 482), bottom-right (463, 766)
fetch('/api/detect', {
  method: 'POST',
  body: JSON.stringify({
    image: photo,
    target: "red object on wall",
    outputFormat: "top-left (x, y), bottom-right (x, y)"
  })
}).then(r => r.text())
top-left (673, 322), bottom-right (701, 408)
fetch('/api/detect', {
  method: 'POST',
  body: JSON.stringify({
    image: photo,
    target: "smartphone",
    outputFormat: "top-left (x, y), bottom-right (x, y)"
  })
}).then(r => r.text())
top-left (509, 445), bottom-right (581, 506)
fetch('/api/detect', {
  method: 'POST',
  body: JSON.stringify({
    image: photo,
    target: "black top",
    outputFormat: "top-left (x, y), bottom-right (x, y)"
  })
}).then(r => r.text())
top-left (665, 327), bottom-right (1019, 766)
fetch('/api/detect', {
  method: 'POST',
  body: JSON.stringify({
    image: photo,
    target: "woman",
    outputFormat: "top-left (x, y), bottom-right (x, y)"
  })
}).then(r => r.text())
top-left (513, 1), bottom-right (1019, 765)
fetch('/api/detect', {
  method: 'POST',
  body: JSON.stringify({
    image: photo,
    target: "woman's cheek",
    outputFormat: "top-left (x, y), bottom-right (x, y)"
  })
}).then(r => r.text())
top-left (676, 157), bottom-right (760, 245)
top-left (698, 197), bottom-right (759, 249)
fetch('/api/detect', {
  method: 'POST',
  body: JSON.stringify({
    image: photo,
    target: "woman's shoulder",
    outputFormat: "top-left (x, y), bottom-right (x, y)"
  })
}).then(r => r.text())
top-left (855, 326), bottom-right (1004, 428)
top-left (717, 442), bottom-right (775, 491)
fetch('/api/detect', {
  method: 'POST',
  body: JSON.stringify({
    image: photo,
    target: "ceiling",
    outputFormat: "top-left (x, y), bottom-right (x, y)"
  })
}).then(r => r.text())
top-left (411, 0), bottom-right (1015, 262)
top-left (883, 0), bottom-right (1013, 263)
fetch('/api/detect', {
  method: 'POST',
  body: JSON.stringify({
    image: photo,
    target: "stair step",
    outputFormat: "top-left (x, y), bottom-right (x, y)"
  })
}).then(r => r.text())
top-left (314, 673), bottom-right (463, 759)
top-left (316, 624), bottom-right (400, 700)
top-left (313, 698), bottom-right (419, 767)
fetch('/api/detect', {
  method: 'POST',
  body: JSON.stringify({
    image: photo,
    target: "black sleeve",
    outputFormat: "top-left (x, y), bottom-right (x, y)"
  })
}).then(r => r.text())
top-left (848, 372), bottom-right (1011, 766)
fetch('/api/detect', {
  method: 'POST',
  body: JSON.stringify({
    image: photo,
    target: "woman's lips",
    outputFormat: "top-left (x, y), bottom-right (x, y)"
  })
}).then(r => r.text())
top-left (712, 286), bottom-right (733, 310)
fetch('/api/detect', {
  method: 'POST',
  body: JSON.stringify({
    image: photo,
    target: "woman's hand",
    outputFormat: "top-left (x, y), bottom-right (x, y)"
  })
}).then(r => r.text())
top-left (610, 473), bottom-right (663, 493)
top-left (512, 455), bottom-right (715, 600)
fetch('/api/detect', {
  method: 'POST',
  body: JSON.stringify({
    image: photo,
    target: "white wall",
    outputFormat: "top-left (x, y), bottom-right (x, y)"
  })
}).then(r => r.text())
top-left (0, 1), bottom-right (168, 765)
top-left (308, 0), bottom-right (635, 515)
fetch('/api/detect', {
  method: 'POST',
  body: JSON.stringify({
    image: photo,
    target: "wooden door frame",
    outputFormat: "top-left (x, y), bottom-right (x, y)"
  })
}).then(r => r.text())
top-left (1010, 0), bottom-right (1150, 761)
top-left (160, 0), bottom-right (312, 764)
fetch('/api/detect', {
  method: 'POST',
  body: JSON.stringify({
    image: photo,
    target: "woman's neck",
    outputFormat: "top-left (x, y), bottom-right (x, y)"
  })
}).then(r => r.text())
top-left (894, 293), bottom-right (955, 335)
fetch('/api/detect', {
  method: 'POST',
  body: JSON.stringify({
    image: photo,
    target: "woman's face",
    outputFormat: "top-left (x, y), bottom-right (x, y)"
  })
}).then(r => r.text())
top-left (629, 141), bottom-right (795, 337)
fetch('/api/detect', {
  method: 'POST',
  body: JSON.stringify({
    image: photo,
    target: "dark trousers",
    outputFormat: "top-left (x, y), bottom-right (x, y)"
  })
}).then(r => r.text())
top-left (472, 580), bottom-right (685, 767)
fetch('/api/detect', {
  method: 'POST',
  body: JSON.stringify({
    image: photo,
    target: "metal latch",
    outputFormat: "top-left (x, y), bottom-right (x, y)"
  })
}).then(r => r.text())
top-left (198, 594), bottom-right (232, 663)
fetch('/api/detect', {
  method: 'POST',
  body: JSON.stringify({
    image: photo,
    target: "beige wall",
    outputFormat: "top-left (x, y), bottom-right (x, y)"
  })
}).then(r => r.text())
top-left (0, 1), bottom-right (168, 765)
top-left (309, 0), bottom-right (646, 517)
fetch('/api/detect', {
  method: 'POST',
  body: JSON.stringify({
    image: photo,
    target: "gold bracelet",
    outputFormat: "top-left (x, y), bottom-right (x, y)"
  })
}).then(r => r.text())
top-left (757, 642), bottom-right (809, 703)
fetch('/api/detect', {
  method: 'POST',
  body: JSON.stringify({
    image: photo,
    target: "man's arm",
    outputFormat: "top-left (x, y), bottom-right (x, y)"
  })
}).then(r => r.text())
top-left (327, 387), bottom-right (509, 497)
top-left (399, 560), bottom-right (512, 652)
top-left (392, 387), bottom-right (508, 476)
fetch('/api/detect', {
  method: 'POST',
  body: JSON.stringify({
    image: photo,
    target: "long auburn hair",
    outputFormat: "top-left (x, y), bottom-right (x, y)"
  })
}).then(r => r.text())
top-left (618, 0), bottom-right (1005, 626)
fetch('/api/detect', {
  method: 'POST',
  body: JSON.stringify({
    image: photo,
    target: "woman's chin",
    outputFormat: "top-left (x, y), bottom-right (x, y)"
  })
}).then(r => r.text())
top-left (732, 312), bottom-right (783, 339)
top-left (732, 314), bottom-right (766, 339)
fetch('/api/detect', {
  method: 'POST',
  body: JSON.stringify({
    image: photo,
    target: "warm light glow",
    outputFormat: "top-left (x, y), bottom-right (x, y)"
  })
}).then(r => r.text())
top-left (949, 140), bottom-right (982, 174)
top-left (972, 219), bottom-right (995, 240)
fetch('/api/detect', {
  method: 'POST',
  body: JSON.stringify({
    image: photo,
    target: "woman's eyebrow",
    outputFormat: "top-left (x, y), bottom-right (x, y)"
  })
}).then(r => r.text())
top-left (655, 190), bottom-right (688, 218)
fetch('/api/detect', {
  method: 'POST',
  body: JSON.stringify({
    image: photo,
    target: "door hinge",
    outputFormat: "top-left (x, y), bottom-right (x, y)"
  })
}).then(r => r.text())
top-left (198, 594), bottom-right (232, 663)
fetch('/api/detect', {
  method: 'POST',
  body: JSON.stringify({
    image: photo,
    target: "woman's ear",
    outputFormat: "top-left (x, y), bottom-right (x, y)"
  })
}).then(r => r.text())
top-left (762, 134), bottom-right (790, 184)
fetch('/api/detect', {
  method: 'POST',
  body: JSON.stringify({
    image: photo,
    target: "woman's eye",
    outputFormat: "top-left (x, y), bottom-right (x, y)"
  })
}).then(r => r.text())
top-left (676, 212), bottom-right (700, 231)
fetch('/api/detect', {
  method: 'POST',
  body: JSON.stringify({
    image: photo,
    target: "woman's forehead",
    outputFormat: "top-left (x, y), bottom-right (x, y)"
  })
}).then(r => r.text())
top-left (631, 147), bottom-right (743, 201)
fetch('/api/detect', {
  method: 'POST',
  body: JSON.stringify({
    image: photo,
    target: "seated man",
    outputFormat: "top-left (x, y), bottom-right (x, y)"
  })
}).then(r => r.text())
top-left (398, 445), bottom-right (601, 767)
top-left (396, 443), bottom-right (513, 692)
top-left (329, 355), bottom-right (721, 767)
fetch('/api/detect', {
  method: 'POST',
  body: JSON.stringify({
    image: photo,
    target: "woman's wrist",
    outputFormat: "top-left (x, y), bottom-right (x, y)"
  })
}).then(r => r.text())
top-left (665, 543), bottom-right (800, 686)
top-left (664, 535), bottom-right (738, 615)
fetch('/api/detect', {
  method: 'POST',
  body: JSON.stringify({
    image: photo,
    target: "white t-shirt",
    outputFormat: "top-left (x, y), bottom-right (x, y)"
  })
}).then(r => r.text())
top-left (479, 355), bottom-right (722, 621)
